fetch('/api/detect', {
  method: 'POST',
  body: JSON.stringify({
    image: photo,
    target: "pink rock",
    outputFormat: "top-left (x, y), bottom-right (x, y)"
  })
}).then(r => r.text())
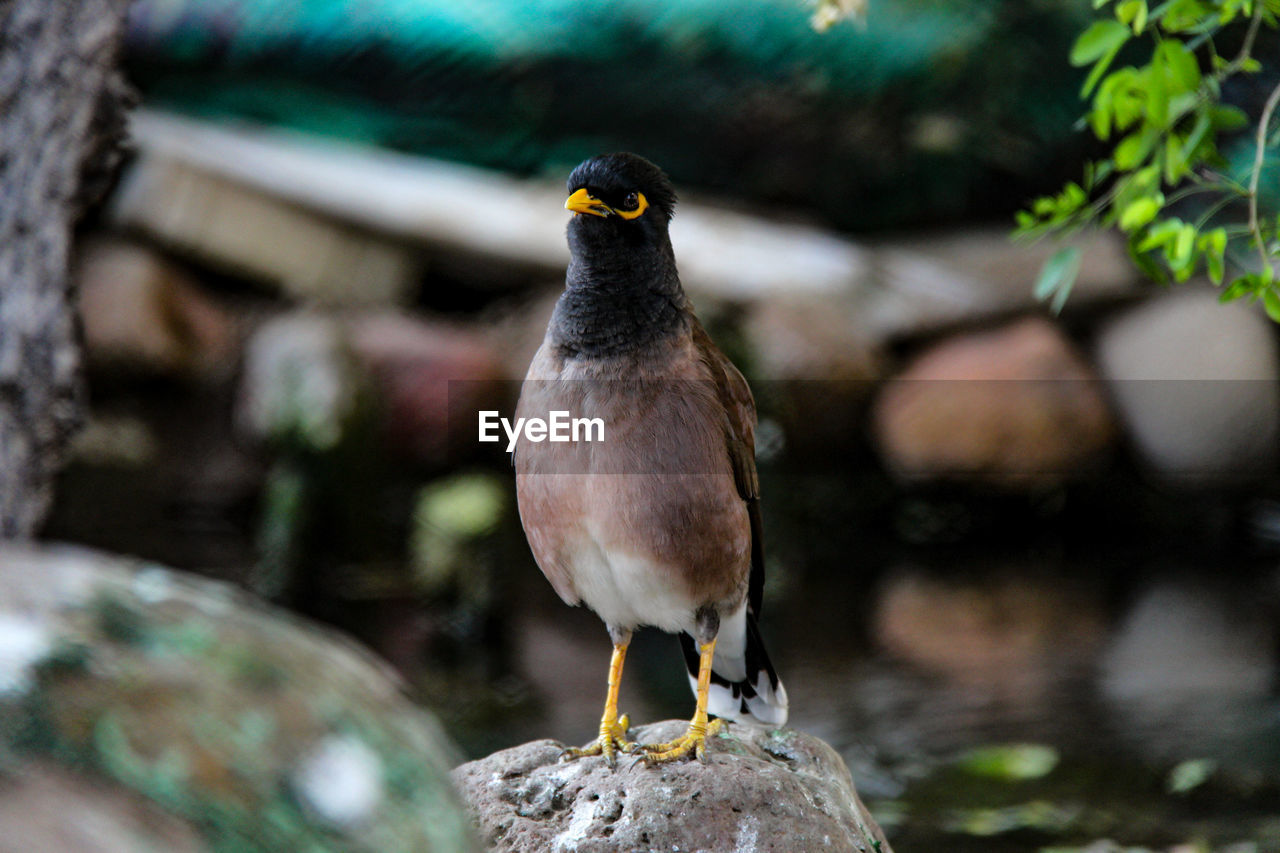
top-left (348, 313), bottom-right (508, 465)
top-left (872, 317), bottom-right (1115, 488)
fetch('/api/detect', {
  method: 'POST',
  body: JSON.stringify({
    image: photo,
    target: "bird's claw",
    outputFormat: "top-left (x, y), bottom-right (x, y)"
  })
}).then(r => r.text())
top-left (637, 718), bottom-right (724, 764)
top-left (560, 714), bottom-right (637, 767)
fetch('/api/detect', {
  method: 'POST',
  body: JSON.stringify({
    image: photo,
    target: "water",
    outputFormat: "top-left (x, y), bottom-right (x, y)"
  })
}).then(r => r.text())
top-left (47, 452), bottom-right (1280, 851)
top-left (429, 466), bottom-right (1280, 851)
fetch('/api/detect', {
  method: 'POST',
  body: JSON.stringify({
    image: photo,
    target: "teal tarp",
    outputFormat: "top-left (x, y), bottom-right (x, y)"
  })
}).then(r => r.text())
top-left (125, 0), bottom-right (1096, 229)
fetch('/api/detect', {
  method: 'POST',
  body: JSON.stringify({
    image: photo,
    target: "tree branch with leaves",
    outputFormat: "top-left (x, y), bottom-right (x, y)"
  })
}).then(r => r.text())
top-left (1018, 0), bottom-right (1280, 316)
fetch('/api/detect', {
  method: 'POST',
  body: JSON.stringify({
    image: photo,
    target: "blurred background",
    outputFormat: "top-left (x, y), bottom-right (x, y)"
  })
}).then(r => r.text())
top-left (34, 0), bottom-right (1280, 849)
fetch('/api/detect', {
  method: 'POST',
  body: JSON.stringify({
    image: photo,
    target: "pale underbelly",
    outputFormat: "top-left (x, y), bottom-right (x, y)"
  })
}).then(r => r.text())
top-left (562, 527), bottom-right (698, 633)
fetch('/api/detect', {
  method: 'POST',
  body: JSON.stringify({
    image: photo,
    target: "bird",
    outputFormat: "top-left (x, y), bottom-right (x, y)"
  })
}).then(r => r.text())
top-left (513, 152), bottom-right (787, 765)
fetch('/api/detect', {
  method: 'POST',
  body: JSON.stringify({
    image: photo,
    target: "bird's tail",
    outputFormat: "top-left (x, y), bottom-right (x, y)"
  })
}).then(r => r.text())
top-left (680, 605), bottom-right (788, 726)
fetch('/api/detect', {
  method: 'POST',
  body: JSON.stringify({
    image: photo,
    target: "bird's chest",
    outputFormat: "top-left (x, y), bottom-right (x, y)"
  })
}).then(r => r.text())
top-left (514, 357), bottom-right (750, 630)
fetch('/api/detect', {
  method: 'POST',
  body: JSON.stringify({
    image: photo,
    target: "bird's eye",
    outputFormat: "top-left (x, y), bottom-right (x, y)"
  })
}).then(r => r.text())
top-left (624, 192), bottom-right (639, 209)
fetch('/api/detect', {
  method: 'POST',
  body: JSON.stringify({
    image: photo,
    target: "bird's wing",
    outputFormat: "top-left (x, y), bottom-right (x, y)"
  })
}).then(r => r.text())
top-left (691, 320), bottom-right (766, 617)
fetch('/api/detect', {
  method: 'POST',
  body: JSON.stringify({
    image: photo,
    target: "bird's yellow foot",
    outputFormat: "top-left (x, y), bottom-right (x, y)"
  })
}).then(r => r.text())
top-left (560, 714), bottom-right (637, 767)
top-left (639, 718), bottom-right (724, 764)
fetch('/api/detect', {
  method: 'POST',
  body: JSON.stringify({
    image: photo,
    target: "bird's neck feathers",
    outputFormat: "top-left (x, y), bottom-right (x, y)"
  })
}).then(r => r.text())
top-left (550, 222), bottom-right (688, 359)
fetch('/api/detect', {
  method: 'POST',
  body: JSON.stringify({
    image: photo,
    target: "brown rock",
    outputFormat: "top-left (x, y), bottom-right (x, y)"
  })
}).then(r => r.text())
top-left (741, 295), bottom-right (884, 458)
top-left (871, 317), bottom-right (1115, 488)
top-left (348, 312), bottom-right (508, 465)
top-left (75, 239), bottom-right (235, 377)
top-left (873, 567), bottom-right (1107, 705)
top-left (451, 720), bottom-right (892, 853)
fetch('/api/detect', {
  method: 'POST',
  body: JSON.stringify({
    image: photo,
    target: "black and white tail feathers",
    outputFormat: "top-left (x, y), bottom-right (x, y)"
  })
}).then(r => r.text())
top-left (679, 604), bottom-right (788, 726)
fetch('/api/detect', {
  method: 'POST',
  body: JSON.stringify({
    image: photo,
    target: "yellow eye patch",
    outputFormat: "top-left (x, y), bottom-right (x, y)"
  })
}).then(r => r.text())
top-left (614, 192), bottom-right (649, 220)
top-left (565, 189), bottom-right (649, 219)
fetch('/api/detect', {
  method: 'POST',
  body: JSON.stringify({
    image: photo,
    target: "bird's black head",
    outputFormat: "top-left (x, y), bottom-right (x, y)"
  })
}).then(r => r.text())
top-left (565, 153), bottom-right (678, 235)
top-left (553, 153), bottom-right (687, 357)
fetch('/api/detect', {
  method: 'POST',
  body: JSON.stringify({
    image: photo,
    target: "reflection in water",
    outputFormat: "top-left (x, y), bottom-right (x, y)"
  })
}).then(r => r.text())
top-left (1100, 579), bottom-right (1280, 771)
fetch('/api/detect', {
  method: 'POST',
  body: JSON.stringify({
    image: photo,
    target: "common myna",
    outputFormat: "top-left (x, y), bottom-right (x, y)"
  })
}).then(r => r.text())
top-left (514, 153), bottom-right (788, 764)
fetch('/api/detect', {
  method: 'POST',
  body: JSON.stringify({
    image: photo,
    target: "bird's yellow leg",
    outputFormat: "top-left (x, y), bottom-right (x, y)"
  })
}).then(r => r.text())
top-left (640, 638), bottom-right (723, 763)
top-left (561, 640), bottom-right (636, 766)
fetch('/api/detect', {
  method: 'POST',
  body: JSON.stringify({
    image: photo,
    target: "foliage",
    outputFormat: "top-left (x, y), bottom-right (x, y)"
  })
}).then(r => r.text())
top-left (1018, 0), bottom-right (1280, 317)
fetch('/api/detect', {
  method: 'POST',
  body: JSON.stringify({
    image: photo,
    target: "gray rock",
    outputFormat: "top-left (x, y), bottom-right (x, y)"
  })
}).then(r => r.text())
top-left (0, 544), bottom-right (480, 853)
top-left (237, 310), bottom-right (506, 463)
top-left (238, 312), bottom-right (366, 454)
top-left (1095, 289), bottom-right (1280, 485)
top-left (854, 228), bottom-right (1135, 342)
top-left (451, 719), bottom-right (893, 853)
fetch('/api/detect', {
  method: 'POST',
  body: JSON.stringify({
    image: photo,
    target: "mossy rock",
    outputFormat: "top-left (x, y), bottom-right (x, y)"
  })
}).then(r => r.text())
top-left (0, 544), bottom-right (479, 852)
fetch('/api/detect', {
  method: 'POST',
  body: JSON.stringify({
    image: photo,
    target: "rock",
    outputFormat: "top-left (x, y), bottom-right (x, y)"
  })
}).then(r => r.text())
top-left (238, 312), bottom-right (366, 454)
top-left (1098, 579), bottom-right (1275, 764)
top-left (0, 544), bottom-right (480, 853)
top-left (871, 317), bottom-right (1115, 488)
top-left (347, 312), bottom-right (507, 465)
top-left (0, 761), bottom-right (207, 853)
top-left (1094, 289), bottom-right (1280, 486)
top-left (743, 296), bottom-right (883, 383)
top-left (237, 311), bottom-right (506, 464)
top-left (854, 229), bottom-right (1136, 342)
top-left (740, 295), bottom-right (885, 458)
top-left (110, 115), bottom-right (421, 305)
top-left (872, 567), bottom-right (1107, 703)
top-left (451, 720), bottom-right (893, 853)
top-left (116, 110), bottom-right (867, 306)
top-left (75, 239), bottom-right (236, 377)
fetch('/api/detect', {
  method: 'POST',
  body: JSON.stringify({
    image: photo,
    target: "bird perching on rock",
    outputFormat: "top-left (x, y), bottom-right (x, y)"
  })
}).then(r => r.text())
top-left (514, 153), bottom-right (788, 765)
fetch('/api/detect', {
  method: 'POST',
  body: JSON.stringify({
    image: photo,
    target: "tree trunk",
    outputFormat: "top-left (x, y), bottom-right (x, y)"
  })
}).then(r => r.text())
top-left (0, 0), bottom-right (133, 538)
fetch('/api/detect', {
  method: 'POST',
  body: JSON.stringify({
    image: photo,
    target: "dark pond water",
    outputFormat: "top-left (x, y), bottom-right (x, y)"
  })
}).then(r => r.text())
top-left (48, 433), bottom-right (1280, 851)
top-left (453, 466), bottom-right (1280, 852)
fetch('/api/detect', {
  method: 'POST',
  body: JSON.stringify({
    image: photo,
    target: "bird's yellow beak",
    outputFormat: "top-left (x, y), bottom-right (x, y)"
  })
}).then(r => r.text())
top-left (565, 188), bottom-right (613, 218)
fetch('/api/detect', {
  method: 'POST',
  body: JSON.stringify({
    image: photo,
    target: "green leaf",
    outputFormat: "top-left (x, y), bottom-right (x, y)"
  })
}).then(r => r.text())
top-left (1115, 128), bottom-right (1158, 169)
top-left (1071, 19), bottom-right (1131, 66)
top-left (1206, 245), bottom-right (1225, 284)
top-left (1081, 41), bottom-right (1127, 98)
top-left (1137, 217), bottom-right (1183, 251)
top-left (1128, 237), bottom-right (1168, 282)
top-left (1178, 110), bottom-right (1213, 165)
top-left (1120, 196), bottom-right (1162, 230)
top-left (1264, 289), bottom-right (1280, 323)
top-left (1199, 227), bottom-right (1228, 284)
top-left (1117, 0), bottom-right (1149, 32)
top-left (954, 744), bottom-right (1060, 781)
top-left (1033, 247), bottom-right (1083, 314)
top-left (1221, 274), bottom-right (1259, 302)
top-left (1210, 105), bottom-right (1249, 130)
top-left (1164, 132), bottom-right (1186, 183)
top-left (1155, 40), bottom-right (1202, 91)
top-left (1171, 223), bottom-right (1195, 259)
top-left (1167, 758), bottom-right (1216, 794)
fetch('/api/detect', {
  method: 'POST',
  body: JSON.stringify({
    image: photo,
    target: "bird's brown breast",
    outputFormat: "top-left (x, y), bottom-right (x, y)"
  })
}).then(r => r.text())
top-left (514, 332), bottom-right (751, 630)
